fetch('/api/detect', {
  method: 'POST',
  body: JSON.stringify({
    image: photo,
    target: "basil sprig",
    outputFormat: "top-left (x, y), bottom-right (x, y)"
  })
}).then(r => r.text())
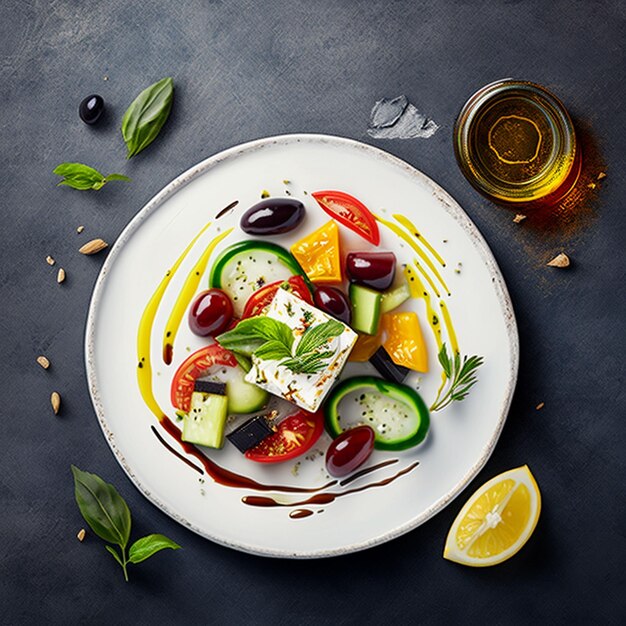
top-left (121, 77), bottom-right (174, 158)
top-left (53, 163), bottom-right (131, 190)
top-left (217, 317), bottom-right (344, 374)
top-left (71, 466), bottom-right (180, 581)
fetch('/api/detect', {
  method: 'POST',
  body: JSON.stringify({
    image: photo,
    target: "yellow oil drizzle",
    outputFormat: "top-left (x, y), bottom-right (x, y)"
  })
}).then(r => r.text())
top-left (413, 258), bottom-right (441, 298)
top-left (376, 214), bottom-right (450, 296)
top-left (162, 228), bottom-right (233, 364)
top-left (137, 220), bottom-right (214, 420)
top-left (392, 213), bottom-right (446, 267)
top-left (438, 299), bottom-right (459, 355)
top-left (403, 264), bottom-right (443, 350)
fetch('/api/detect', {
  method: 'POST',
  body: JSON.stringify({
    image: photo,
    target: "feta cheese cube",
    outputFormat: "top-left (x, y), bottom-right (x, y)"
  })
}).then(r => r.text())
top-left (244, 289), bottom-right (357, 412)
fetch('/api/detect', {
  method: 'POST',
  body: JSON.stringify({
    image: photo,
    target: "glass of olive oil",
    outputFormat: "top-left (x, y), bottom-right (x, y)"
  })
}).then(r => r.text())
top-left (454, 80), bottom-right (581, 206)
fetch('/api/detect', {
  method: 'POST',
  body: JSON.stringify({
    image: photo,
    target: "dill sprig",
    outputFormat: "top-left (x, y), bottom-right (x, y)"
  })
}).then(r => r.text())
top-left (430, 343), bottom-right (484, 412)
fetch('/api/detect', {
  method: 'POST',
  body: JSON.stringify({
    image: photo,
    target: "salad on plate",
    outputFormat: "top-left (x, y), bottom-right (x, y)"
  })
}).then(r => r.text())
top-left (136, 188), bottom-right (483, 511)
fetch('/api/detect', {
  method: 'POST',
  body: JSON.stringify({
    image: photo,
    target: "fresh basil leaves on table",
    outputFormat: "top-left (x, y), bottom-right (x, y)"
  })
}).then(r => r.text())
top-left (53, 163), bottom-right (130, 190)
top-left (121, 76), bottom-right (174, 158)
top-left (71, 466), bottom-right (180, 581)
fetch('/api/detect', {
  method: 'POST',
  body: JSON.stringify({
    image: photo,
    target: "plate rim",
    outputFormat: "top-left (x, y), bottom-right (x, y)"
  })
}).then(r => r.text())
top-left (84, 133), bottom-right (519, 559)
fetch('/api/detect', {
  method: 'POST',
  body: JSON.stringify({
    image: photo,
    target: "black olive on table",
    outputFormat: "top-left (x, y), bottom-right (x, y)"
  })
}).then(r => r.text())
top-left (79, 94), bottom-right (105, 125)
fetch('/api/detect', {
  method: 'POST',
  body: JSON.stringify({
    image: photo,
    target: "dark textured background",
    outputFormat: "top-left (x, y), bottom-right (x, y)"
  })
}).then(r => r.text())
top-left (1, 1), bottom-right (624, 624)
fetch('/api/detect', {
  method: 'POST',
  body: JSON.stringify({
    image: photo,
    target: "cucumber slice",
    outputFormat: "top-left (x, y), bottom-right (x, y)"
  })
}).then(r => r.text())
top-left (381, 281), bottom-right (411, 313)
top-left (209, 241), bottom-right (304, 317)
top-left (226, 373), bottom-right (268, 414)
top-left (182, 392), bottom-right (229, 448)
top-left (349, 283), bottom-right (382, 335)
top-left (324, 376), bottom-right (429, 451)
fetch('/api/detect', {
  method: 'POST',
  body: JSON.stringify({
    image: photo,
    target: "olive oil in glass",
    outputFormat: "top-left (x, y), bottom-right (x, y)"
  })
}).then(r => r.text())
top-left (454, 80), bottom-right (580, 206)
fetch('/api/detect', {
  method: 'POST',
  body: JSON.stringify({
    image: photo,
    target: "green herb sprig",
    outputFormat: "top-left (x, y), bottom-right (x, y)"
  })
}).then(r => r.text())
top-left (430, 343), bottom-right (484, 412)
top-left (71, 466), bottom-right (180, 581)
top-left (121, 77), bottom-right (174, 158)
top-left (53, 163), bottom-right (130, 190)
top-left (217, 317), bottom-right (344, 374)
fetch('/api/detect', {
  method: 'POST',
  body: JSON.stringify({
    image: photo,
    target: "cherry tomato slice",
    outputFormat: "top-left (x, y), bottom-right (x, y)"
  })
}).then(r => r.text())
top-left (312, 190), bottom-right (380, 246)
top-left (241, 275), bottom-right (312, 319)
top-left (245, 410), bottom-right (324, 463)
top-left (170, 344), bottom-right (237, 411)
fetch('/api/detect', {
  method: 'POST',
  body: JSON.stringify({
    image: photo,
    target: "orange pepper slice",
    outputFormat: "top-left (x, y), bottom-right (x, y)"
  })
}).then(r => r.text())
top-left (382, 312), bottom-right (428, 372)
top-left (290, 221), bottom-right (342, 283)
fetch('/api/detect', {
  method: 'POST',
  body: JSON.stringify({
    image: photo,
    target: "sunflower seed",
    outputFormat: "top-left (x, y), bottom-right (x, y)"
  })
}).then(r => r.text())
top-left (57, 268), bottom-right (66, 283)
top-left (547, 253), bottom-right (570, 268)
top-left (79, 238), bottom-right (108, 255)
top-left (51, 391), bottom-right (61, 414)
top-left (37, 355), bottom-right (50, 369)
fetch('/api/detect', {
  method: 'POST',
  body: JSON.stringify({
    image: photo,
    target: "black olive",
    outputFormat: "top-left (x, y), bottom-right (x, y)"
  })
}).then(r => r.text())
top-left (240, 198), bottom-right (305, 235)
top-left (79, 94), bottom-right (104, 125)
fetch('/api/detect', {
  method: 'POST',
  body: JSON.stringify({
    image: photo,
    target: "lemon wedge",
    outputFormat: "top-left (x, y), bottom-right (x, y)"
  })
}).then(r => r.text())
top-left (444, 465), bottom-right (541, 567)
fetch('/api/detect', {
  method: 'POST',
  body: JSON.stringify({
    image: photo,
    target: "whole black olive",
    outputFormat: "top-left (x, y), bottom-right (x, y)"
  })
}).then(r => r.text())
top-left (79, 94), bottom-right (105, 125)
top-left (240, 198), bottom-right (305, 235)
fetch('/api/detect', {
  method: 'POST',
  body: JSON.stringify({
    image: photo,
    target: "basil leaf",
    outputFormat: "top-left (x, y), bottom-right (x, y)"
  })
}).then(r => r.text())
top-left (128, 534), bottom-right (181, 564)
top-left (233, 352), bottom-right (252, 372)
top-left (282, 350), bottom-right (334, 374)
top-left (104, 173), bottom-right (132, 183)
top-left (254, 340), bottom-right (293, 361)
top-left (295, 319), bottom-right (344, 356)
top-left (53, 163), bottom-right (130, 190)
top-left (71, 465), bottom-right (131, 548)
top-left (217, 317), bottom-right (293, 353)
top-left (121, 77), bottom-right (174, 158)
top-left (105, 545), bottom-right (124, 567)
top-left (53, 162), bottom-right (103, 179)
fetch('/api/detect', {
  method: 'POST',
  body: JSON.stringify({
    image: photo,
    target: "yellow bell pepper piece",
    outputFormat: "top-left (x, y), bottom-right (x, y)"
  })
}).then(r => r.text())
top-left (290, 220), bottom-right (342, 283)
top-left (349, 330), bottom-right (382, 362)
top-left (382, 312), bottom-right (428, 372)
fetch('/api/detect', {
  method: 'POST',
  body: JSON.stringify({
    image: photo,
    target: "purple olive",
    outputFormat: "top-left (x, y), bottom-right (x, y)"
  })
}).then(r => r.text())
top-left (346, 251), bottom-right (396, 291)
top-left (314, 286), bottom-right (351, 325)
top-left (326, 426), bottom-right (375, 477)
top-left (240, 198), bottom-right (305, 235)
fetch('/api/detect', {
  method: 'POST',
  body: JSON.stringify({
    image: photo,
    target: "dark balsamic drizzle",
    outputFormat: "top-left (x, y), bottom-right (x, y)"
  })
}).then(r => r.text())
top-left (151, 425), bottom-right (204, 475)
top-left (242, 461), bottom-right (420, 509)
top-left (158, 417), bottom-right (338, 493)
top-left (289, 509), bottom-right (314, 519)
top-left (163, 343), bottom-right (173, 365)
top-left (339, 458), bottom-right (399, 486)
top-left (215, 200), bottom-right (239, 220)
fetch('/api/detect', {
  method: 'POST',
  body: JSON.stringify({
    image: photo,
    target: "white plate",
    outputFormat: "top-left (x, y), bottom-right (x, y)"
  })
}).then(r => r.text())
top-left (86, 134), bottom-right (518, 558)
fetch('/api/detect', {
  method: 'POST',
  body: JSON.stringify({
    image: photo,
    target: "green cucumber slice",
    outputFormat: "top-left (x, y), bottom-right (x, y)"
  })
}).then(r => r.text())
top-left (324, 376), bottom-right (429, 451)
top-left (209, 241), bottom-right (304, 317)
top-left (349, 283), bottom-right (382, 335)
top-left (226, 374), bottom-right (268, 414)
top-left (182, 392), bottom-right (229, 448)
top-left (381, 281), bottom-right (411, 313)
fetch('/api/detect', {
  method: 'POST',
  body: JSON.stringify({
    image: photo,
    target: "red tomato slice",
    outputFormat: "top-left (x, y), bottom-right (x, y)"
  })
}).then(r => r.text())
top-left (241, 275), bottom-right (313, 319)
top-left (312, 190), bottom-right (380, 246)
top-left (245, 410), bottom-right (324, 463)
top-left (170, 344), bottom-right (237, 411)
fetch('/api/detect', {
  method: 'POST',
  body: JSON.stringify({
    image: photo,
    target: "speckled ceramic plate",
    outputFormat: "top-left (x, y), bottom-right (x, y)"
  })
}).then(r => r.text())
top-left (85, 134), bottom-right (518, 558)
